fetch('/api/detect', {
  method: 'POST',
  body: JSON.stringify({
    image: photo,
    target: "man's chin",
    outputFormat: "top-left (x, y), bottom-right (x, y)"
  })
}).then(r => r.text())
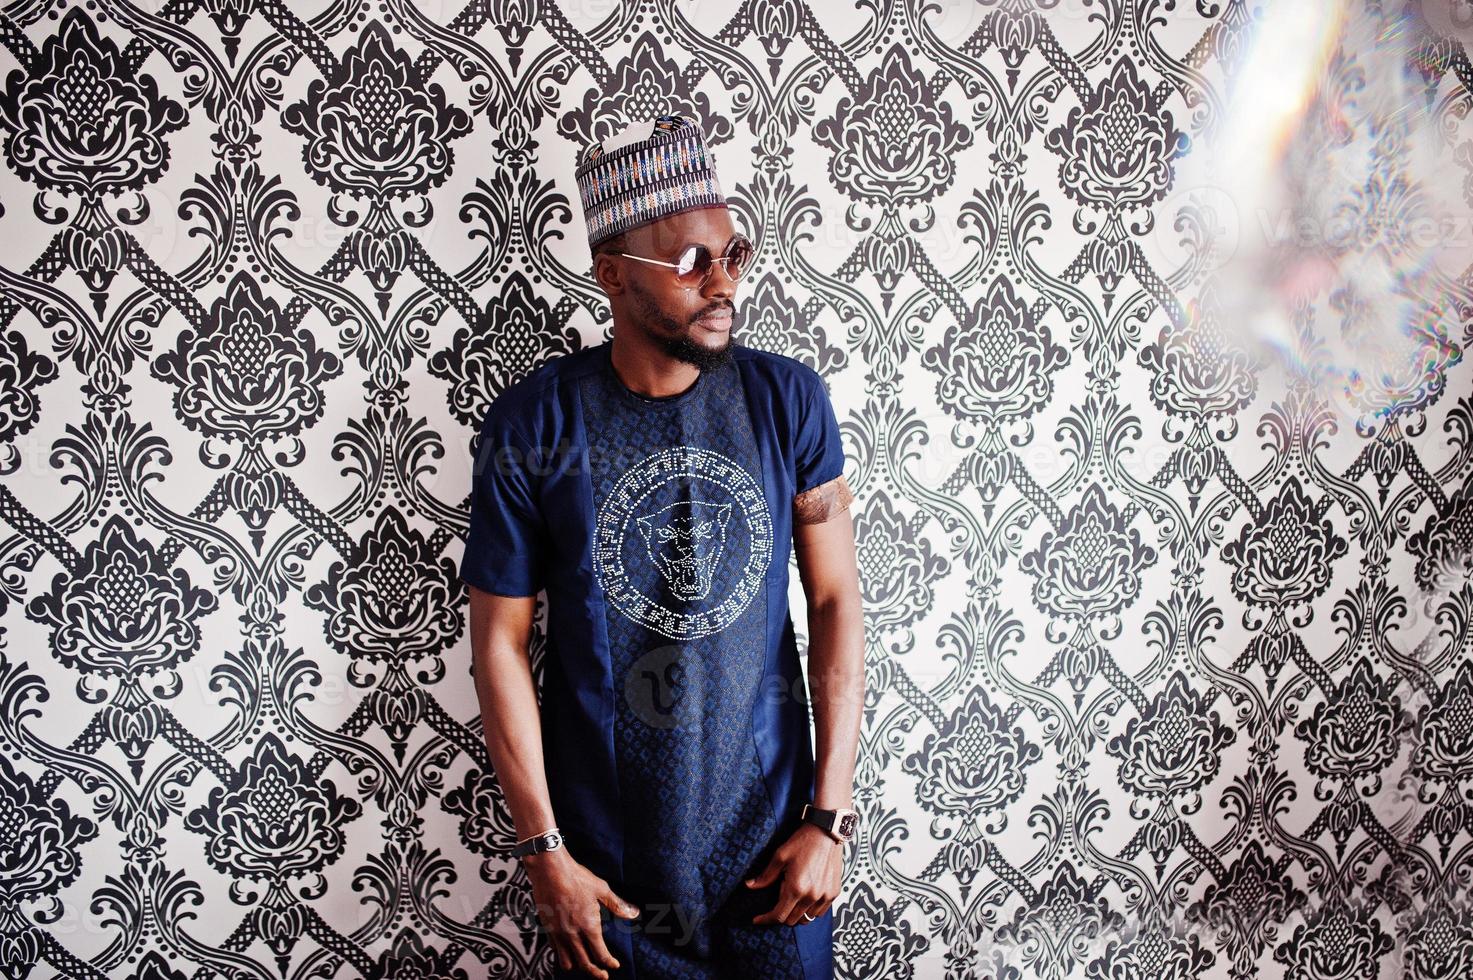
top-left (662, 328), bottom-right (735, 370)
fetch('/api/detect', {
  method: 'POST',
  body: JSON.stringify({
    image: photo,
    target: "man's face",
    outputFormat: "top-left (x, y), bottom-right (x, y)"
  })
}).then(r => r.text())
top-left (595, 206), bottom-right (742, 370)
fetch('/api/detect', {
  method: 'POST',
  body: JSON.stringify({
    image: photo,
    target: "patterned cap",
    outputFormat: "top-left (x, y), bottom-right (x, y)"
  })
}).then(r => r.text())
top-left (574, 113), bottom-right (726, 249)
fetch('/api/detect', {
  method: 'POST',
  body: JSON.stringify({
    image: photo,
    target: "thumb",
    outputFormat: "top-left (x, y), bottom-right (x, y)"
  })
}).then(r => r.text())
top-left (600, 887), bottom-right (640, 919)
top-left (745, 855), bottom-right (783, 888)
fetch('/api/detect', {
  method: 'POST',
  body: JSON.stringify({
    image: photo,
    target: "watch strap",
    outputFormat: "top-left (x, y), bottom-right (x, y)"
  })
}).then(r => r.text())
top-left (800, 803), bottom-right (834, 834)
top-left (511, 828), bottom-right (563, 858)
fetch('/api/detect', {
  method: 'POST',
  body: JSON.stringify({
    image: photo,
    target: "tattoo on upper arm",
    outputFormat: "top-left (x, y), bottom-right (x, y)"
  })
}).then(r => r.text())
top-left (793, 473), bottom-right (855, 525)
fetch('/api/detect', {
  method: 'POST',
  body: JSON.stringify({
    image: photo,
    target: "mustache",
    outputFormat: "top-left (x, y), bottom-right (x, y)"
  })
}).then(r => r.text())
top-left (690, 303), bottom-right (734, 323)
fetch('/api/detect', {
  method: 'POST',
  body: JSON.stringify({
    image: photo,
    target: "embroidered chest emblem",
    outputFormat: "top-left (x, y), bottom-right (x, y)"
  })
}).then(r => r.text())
top-left (637, 499), bottom-right (733, 600)
top-left (595, 446), bottom-right (772, 639)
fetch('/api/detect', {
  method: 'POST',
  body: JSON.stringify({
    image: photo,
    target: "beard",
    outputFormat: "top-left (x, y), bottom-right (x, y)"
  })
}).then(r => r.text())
top-left (629, 279), bottom-right (735, 371)
top-left (658, 329), bottom-right (734, 370)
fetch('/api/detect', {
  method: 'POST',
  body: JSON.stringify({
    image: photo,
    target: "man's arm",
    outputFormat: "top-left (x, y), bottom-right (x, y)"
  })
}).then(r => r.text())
top-left (792, 477), bottom-right (864, 811)
top-left (467, 585), bottom-right (637, 979)
top-left (468, 586), bottom-right (557, 840)
top-left (748, 476), bottom-right (865, 925)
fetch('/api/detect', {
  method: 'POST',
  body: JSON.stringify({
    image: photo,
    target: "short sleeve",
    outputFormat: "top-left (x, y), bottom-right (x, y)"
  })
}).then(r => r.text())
top-left (460, 408), bottom-right (546, 597)
top-left (794, 371), bottom-right (847, 495)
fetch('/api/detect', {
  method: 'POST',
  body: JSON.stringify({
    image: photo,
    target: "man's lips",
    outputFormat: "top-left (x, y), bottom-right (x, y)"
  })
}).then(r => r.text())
top-left (695, 309), bottom-right (733, 329)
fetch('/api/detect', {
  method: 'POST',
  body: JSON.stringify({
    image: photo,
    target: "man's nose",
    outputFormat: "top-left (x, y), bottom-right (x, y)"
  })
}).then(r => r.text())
top-left (703, 260), bottom-right (738, 301)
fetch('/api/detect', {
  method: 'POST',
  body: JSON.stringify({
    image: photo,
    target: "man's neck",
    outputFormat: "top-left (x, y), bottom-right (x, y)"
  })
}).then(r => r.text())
top-left (607, 331), bottom-right (705, 399)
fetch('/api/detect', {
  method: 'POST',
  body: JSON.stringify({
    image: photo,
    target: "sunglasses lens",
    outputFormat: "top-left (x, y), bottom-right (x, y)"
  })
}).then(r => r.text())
top-left (670, 237), bottom-right (754, 287)
top-left (675, 245), bottom-right (712, 285)
top-left (726, 237), bottom-right (753, 281)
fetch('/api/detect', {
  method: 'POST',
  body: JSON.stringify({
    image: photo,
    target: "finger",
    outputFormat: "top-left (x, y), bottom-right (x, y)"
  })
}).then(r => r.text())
top-left (550, 902), bottom-right (599, 975)
top-left (566, 931), bottom-right (607, 980)
top-left (745, 854), bottom-right (783, 889)
top-left (785, 894), bottom-right (822, 926)
top-left (551, 927), bottom-right (586, 972)
top-left (582, 912), bottom-right (622, 971)
top-left (752, 885), bottom-right (802, 925)
top-left (550, 934), bottom-right (573, 971)
top-left (599, 887), bottom-right (641, 920)
top-left (778, 884), bottom-right (817, 926)
top-left (804, 896), bottom-right (834, 921)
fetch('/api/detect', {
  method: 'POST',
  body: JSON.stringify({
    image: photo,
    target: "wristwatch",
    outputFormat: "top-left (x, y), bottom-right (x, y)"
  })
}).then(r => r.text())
top-left (800, 804), bottom-right (859, 844)
top-left (511, 828), bottom-right (564, 858)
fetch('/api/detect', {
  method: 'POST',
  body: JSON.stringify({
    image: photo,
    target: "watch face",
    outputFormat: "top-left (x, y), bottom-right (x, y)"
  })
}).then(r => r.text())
top-left (837, 813), bottom-right (857, 838)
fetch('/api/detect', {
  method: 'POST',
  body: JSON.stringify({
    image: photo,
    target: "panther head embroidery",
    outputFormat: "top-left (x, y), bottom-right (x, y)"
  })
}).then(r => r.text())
top-left (636, 499), bottom-right (733, 600)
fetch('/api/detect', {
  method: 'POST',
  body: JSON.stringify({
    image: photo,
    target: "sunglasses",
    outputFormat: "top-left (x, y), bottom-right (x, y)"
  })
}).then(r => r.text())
top-left (613, 235), bottom-right (754, 290)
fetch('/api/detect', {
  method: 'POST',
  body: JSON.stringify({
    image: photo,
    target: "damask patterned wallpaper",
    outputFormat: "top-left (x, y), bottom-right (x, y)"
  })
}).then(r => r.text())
top-left (1, 1), bottom-right (1469, 978)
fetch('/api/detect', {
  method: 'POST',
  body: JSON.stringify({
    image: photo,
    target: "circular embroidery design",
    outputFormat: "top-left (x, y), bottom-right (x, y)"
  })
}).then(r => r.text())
top-left (594, 446), bottom-right (773, 639)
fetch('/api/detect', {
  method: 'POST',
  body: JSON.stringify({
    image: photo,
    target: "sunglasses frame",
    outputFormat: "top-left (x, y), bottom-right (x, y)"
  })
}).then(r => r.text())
top-left (613, 234), bottom-right (754, 290)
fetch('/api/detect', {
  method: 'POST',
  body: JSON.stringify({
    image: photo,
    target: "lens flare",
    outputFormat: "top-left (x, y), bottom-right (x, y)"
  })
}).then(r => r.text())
top-left (1162, 0), bottom-right (1469, 432)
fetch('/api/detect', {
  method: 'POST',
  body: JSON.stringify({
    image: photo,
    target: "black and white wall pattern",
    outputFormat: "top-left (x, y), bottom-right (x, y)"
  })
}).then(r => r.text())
top-left (0, 1), bottom-right (1470, 977)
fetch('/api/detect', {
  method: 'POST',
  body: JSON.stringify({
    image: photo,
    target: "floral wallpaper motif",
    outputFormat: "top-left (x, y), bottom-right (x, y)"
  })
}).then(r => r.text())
top-left (0, 2), bottom-right (1468, 978)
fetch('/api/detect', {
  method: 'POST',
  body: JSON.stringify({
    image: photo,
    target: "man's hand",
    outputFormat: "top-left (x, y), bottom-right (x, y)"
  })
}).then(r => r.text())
top-left (525, 848), bottom-right (640, 978)
top-left (744, 823), bottom-right (843, 925)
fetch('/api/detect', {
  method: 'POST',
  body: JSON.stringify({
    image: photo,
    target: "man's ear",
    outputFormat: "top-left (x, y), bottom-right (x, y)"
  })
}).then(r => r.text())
top-left (593, 252), bottom-right (625, 296)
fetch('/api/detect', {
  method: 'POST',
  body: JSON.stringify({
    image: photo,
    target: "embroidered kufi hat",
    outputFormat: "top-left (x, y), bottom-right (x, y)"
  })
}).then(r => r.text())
top-left (574, 113), bottom-right (727, 249)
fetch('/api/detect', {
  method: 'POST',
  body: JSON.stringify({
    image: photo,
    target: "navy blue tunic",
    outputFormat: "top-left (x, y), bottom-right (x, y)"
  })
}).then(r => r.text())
top-left (461, 339), bottom-right (845, 979)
